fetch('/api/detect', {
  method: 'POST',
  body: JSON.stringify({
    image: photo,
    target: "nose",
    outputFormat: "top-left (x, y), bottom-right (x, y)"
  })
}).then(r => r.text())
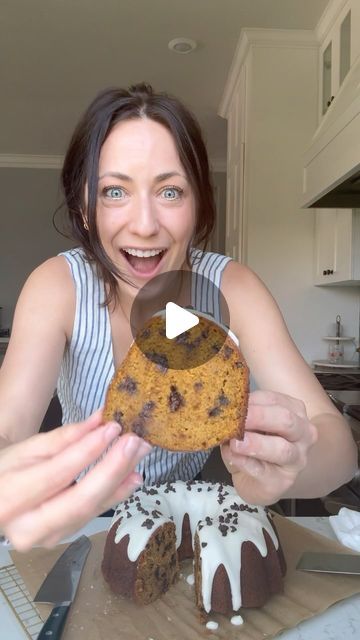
top-left (127, 193), bottom-right (160, 237)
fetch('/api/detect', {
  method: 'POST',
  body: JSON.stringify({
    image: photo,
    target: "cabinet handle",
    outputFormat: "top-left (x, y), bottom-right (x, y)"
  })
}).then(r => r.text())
top-left (323, 269), bottom-right (334, 276)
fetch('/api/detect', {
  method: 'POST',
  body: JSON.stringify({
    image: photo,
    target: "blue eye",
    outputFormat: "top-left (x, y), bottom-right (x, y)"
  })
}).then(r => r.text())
top-left (162, 187), bottom-right (182, 200)
top-left (104, 186), bottom-right (125, 199)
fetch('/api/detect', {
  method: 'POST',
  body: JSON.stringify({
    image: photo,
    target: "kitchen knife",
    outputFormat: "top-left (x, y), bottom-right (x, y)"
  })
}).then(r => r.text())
top-left (34, 535), bottom-right (91, 640)
top-left (297, 551), bottom-right (360, 575)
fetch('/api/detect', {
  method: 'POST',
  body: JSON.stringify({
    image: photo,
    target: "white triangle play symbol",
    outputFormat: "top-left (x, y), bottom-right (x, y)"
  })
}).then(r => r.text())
top-left (165, 302), bottom-right (199, 339)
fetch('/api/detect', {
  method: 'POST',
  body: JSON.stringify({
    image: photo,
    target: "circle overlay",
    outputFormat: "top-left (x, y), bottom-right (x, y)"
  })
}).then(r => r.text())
top-left (130, 270), bottom-right (232, 370)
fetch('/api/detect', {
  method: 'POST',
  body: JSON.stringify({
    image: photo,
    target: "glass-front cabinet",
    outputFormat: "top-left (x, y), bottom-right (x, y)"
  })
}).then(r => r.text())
top-left (320, 5), bottom-right (352, 117)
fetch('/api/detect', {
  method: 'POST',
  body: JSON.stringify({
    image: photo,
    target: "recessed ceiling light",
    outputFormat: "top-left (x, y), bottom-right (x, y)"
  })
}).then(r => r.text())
top-left (168, 38), bottom-right (197, 54)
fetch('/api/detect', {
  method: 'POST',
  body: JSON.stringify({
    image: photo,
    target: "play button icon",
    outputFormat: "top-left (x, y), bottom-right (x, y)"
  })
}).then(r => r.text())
top-left (165, 302), bottom-right (199, 339)
top-left (130, 269), bottom-right (231, 369)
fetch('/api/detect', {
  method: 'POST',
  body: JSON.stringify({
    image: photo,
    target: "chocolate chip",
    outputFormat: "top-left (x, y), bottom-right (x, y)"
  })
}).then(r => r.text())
top-left (140, 328), bottom-right (151, 339)
top-left (113, 410), bottom-right (124, 424)
top-left (118, 376), bottom-right (137, 394)
top-left (201, 542), bottom-right (208, 548)
top-left (131, 418), bottom-right (146, 437)
top-left (168, 385), bottom-right (185, 412)
top-left (208, 406), bottom-right (221, 417)
top-left (223, 345), bottom-right (233, 360)
top-left (139, 401), bottom-right (156, 419)
top-left (211, 344), bottom-right (221, 353)
top-left (194, 381), bottom-right (203, 391)
top-left (218, 392), bottom-right (229, 406)
top-left (219, 524), bottom-right (229, 537)
top-left (142, 518), bottom-right (155, 530)
top-left (145, 351), bottom-right (169, 373)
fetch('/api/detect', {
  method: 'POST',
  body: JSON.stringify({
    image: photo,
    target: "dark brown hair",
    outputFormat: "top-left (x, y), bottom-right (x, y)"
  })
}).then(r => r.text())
top-left (61, 83), bottom-right (216, 306)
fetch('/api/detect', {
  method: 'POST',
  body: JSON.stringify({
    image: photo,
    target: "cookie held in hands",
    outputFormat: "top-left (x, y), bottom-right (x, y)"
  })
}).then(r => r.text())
top-left (103, 314), bottom-right (249, 451)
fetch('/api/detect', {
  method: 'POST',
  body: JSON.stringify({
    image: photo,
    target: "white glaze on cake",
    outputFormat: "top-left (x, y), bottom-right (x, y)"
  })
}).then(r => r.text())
top-left (110, 480), bottom-right (279, 613)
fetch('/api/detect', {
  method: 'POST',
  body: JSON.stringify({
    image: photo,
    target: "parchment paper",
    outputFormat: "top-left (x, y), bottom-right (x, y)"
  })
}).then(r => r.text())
top-left (10, 515), bottom-right (360, 639)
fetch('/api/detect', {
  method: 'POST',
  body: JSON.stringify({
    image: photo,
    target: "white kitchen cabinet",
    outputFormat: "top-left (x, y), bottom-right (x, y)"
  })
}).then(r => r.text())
top-left (314, 208), bottom-right (360, 284)
top-left (319, 0), bottom-right (360, 120)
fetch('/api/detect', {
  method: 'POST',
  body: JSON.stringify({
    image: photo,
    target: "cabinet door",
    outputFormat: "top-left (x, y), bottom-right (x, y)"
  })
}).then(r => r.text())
top-left (314, 210), bottom-right (336, 284)
top-left (319, 3), bottom-right (352, 120)
top-left (314, 209), bottom-right (360, 285)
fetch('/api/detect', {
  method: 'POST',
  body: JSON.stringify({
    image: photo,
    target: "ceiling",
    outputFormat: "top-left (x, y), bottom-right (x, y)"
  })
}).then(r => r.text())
top-left (0, 0), bottom-right (329, 164)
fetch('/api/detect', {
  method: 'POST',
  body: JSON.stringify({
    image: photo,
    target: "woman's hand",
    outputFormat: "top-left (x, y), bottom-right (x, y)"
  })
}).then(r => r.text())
top-left (0, 410), bottom-right (151, 551)
top-left (221, 390), bottom-right (318, 505)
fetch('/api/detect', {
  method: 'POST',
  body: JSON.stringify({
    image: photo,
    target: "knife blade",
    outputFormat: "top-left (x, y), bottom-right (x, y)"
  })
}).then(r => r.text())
top-left (296, 551), bottom-right (360, 575)
top-left (34, 535), bottom-right (91, 640)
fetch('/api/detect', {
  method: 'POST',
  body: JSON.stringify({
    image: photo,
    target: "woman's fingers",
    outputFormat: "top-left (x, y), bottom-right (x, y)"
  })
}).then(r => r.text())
top-left (248, 389), bottom-right (307, 417)
top-left (229, 432), bottom-right (302, 467)
top-left (1, 410), bottom-right (104, 471)
top-left (4, 435), bottom-right (151, 551)
top-left (0, 421), bottom-right (122, 523)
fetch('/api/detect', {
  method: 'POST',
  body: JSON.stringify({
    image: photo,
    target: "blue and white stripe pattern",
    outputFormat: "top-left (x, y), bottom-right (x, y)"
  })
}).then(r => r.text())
top-left (57, 247), bottom-right (231, 483)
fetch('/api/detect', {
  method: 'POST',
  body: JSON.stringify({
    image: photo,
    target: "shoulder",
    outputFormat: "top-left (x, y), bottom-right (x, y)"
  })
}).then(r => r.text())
top-left (222, 260), bottom-right (276, 304)
top-left (24, 255), bottom-right (74, 293)
top-left (18, 255), bottom-right (76, 339)
top-left (221, 260), bottom-right (289, 347)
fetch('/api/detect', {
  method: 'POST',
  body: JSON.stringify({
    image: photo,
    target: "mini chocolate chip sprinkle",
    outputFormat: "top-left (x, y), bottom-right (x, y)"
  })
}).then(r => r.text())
top-left (219, 524), bottom-right (229, 537)
top-left (149, 488), bottom-right (158, 495)
top-left (231, 526), bottom-right (237, 532)
top-left (118, 376), bottom-right (138, 394)
top-left (126, 511), bottom-right (132, 519)
top-left (201, 542), bottom-right (208, 548)
top-left (156, 499), bottom-right (161, 505)
top-left (142, 518), bottom-right (155, 530)
top-left (197, 488), bottom-right (202, 492)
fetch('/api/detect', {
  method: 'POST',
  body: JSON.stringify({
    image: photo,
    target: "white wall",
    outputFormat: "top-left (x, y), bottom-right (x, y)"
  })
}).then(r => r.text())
top-left (0, 168), bottom-right (74, 329)
top-left (245, 44), bottom-right (360, 365)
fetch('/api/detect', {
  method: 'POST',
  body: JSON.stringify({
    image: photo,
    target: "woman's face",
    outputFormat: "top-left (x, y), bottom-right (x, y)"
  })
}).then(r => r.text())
top-left (95, 117), bottom-right (196, 286)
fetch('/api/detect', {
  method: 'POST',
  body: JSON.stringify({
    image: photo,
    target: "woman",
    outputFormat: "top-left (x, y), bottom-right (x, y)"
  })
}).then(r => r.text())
top-left (0, 83), bottom-right (357, 551)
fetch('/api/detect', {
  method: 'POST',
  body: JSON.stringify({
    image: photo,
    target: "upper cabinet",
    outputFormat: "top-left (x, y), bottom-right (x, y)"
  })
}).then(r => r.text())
top-left (314, 209), bottom-right (360, 285)
top-left (320, 5), bottom-right (351, 118)
top-left (303, 0), bottom-right (360, 208)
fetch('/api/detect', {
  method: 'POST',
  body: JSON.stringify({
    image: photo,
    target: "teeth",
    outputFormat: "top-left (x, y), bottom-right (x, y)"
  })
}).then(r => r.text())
top-left (123, 248), bottom-right (164, 258)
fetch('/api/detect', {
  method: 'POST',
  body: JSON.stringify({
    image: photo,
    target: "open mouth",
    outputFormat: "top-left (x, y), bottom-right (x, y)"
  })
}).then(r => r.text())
top-left (121, 248), bottom-right (167, 274)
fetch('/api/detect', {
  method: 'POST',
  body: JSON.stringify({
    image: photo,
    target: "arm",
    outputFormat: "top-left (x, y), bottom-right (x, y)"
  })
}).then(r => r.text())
top-left (0, 256), bottom-right (71, 443)
top-left (220, 261), bottom-right (358, 505)
top-left (0, 258), bottom-right (151, 549)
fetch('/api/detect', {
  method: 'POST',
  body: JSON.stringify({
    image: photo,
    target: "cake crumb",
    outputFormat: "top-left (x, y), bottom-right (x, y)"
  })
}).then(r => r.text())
top-left (231, 614), bottom-right (244, 626)
top-left (206, 620), bottom-right (219, 630)
top-left (186, 573), bottom-right (195, 586)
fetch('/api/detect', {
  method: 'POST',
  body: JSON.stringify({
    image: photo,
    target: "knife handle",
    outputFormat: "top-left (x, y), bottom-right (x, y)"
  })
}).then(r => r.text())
top-left (37, 604), bottom-right (70, 640)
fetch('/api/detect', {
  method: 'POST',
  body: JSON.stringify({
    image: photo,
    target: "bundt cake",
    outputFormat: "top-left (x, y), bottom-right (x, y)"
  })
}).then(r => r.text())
top-left (101, 480), bottom-right (286, 615)
top-left (103, 314), bottom-right (249, 451)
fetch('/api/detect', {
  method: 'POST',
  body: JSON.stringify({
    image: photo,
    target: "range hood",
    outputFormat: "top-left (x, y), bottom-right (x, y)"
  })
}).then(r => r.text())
top-left (302, 53), bottom-right (360, 208)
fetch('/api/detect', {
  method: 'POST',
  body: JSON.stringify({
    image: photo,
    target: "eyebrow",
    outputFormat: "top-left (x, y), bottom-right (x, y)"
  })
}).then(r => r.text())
top-left (98, 171), bottom-right (187, 182)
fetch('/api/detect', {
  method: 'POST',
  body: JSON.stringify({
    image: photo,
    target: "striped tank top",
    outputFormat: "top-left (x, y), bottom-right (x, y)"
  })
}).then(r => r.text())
top-left (57, 247), bottom-right (232, 483)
